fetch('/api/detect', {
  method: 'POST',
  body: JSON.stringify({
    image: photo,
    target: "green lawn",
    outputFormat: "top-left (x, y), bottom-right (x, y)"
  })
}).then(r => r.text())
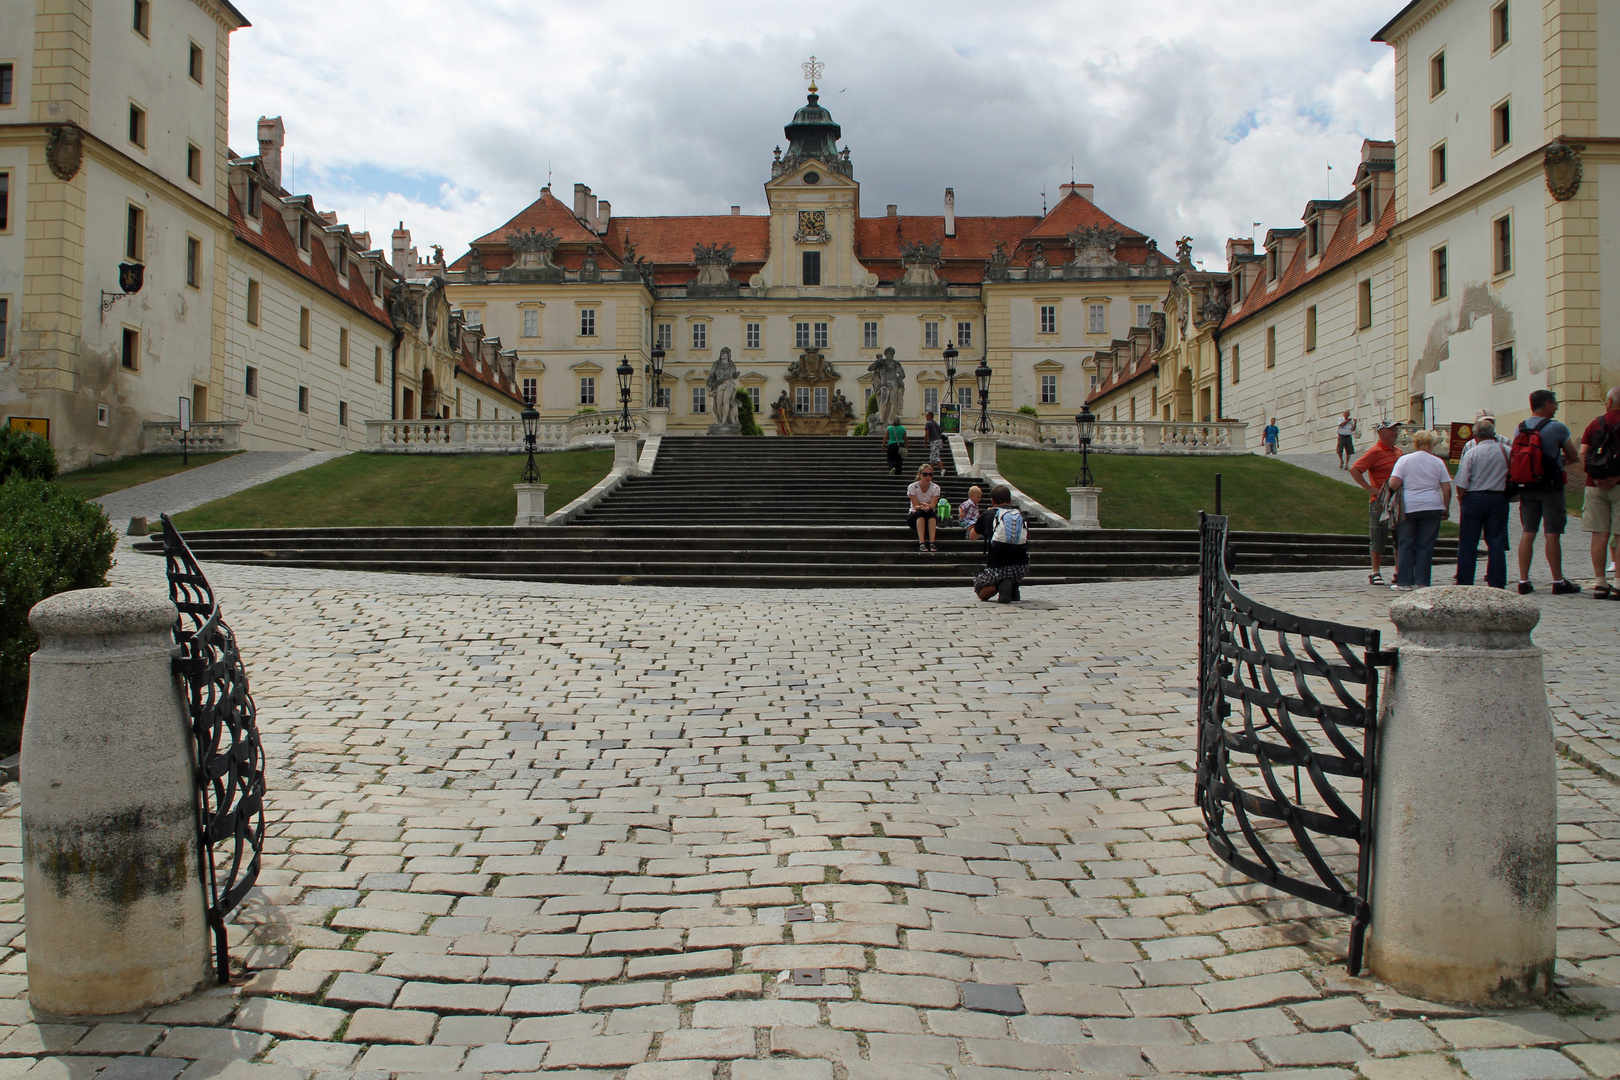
top-left (997, 449), bottom-right (1380, 533)
top-left (169, 450), bottom-right (614, 530)
top-left (56, 452), bottom-right (242, 500)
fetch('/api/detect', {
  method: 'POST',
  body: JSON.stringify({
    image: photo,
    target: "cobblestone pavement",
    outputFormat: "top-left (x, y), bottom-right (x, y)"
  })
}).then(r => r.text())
top-left (1, 552), bottom-right (1618, 1080)
top-left (1273, 455), bottom-right (1359, 488)
top-left (95, 451), bottom-right (347, 528)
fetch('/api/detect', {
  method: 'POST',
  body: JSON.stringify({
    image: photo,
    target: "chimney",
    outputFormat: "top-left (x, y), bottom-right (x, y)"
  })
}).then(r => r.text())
top-left (392, 222), bottom-right (411, 274)
top-left (1225, 237), bottom-right (1254, 270)
top-left (573, 183), bottom-right (589, 220)
top-left (886, 204), bottom-right (898, 217)
top-left (597, 200), bottom-right (611, 233)
top-left (585, 190), bottom-right (598, 229)
top-left (257, 116), bottom-right (285, 189)
top-left (731, 206), bottom-right (741, 216)
top-left (1060, 182), bottom-right (1094, 203)
top-left (943, 188), bottom-right (955, 238)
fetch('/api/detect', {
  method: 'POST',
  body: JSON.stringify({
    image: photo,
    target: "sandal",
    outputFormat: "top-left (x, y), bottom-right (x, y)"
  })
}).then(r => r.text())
top-left (1596, 583), bottom-right (1613, 600)
top-left (1369, 573), bottom-right (1385, 585)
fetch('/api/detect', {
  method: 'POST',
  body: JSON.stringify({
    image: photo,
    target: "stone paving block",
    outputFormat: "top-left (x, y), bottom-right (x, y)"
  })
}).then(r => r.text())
top-left (394, 980), bottom-right (510, 1014)
top-left (1122, 984), bottom-right (1207, 1015)
top-left (769, 1027), bottom-right (859, 1063)
top-left (1434, 1016), bottom-right (1584, 1049)
top-left (657, 1028), bottom-right (756, 1060)
top-left (583, 983), bottom-right (666, 1010)
top-left (876, 949), bottom-right (973, 982)
top-left (1454, 1050), bottom-right (1587, 1080)
top-left (240, 970), bottom-right (328, 1000)
top-left (1192, 1007), bottom-right (1300, 1042)
top-left (626, 1063), bottom-right (716, 1080)
top-left (484, 956), bottom-right (559, 983)
top-left (670, 974), bottom-right (762, 1003)
top-left (1353, 1019), bottom-right (1444, 1057)
top-left (354, 1045), bottom-right (465, 1074)
top-left (864, 1035), bottom-right (958, 1065)
top-left (0, 1026), bottom-right (90, 1056)
top-left (1144, 1041), bottom-right (1265, 1074)
top-left (431, 1015), bottom-right (513, 1046)
top-left (603, 1005), bottom-right (679, 1034)
top-left (1196, 971), bottom-right (1320, 1012)
top-left (962, 1039), bottom-right (1072, 1071)
top-left (691, 1000), bottom-right (820, 1028)
top-left (503, 983), bottom-right (584, 1015)
top-left (1563, 1044), bottom-right (1620, 1080)
top-left (462, 1043), bottom-right (547, 1074)
top-left (742, 944), bottom-right (866, 970)
top-left (323, 972), bottom-right (402, 1009)
top-left (1293, 997), bottom-right (1376, 1031)
top-left (508, 1014), bottom-right (604, 1043)
top-left (591, 929), bottom-right (685, 954)
top-left (627, 950), bottom-right (733, 978)
top-left (543, 1033), bottom-right (655, 1068)
top-left (686, 926), bottom-right (781, 950)
top-left (1007, 1015), bottom-right (1083, 1044)
top-left (1064, 1044), bottom-right (1151, 1076)
top-left (1087, 1016), bottom-right (1194, 1045)
top-left (1254, 1032), bottom-right (1367, 1066)
top-left (263, 1042), bottom-right (360, 1071)
top-left (71, 1026), bottom-right (166, 1056)
top-left (230, 999), bottom-right (346, 1041)
top-left (857, 973), bottom-right (959, 1008)
top-left (153, 1029), bottom-right (272, 1061)
top-left (827, 1002), bottom-right (923, 1034)
top-left (960, 983), bottom-right (1024, 1015)
top-left (342, 1008), bottom-right (438, 1045)
top-left (1048, 960), bottom-right (1141, 986)
top-left (1019, 984), bottom-right (1132, 1017)
top-left (732, 1061), bottom-right (834, 1080)
top-left (93, 1059), bottom-right (188, 1080)
top-left (374, 954), bottom-right (488, 982)
top-left (923, 873), bottom-right (996, 896)
top-left (554, 957), bottom-right (627, 982)
top-left (844, 1064), bottom-right (949, 1080)
top-left (14, 1060), bottom-right (107, 1080)
top-left (175, 1061), bottom-right (304, 1080)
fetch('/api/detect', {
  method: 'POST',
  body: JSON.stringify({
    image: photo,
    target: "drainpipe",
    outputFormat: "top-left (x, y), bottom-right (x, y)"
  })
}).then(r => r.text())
top-left (390, 330), bottom-right (403, 419)
top-left (1212, 326), bottom-right (1224, 422)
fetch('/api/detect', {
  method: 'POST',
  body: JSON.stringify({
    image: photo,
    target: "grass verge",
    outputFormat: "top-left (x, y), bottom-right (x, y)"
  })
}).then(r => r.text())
top-left (56, 452), bottom-right (243, 500)
top-left (170, 450), bottom-right (614, 530)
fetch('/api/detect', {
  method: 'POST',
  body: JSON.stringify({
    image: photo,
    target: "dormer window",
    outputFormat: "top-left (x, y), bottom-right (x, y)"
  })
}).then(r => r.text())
top-left (1267, 249), bottom-right (1278, 281)
top-left (336, 245), bottom-right (347, 277)
top-left (1358, 184), bottom-right (1374, 226)
top-left (298, 216), bottom-right (310, 251)
top-left (247, 180), bottom-right (261, 218)
top-left (372, 268), bottom-right (382, 298)
top-left (1232, 271), bottom-right (1244, 304)
top-left (1307, 219), bottom-right (1321, 258)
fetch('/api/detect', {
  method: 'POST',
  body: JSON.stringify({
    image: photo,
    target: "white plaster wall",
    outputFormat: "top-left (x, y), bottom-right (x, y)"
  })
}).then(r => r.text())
top-left (87, 0), bottom-right (220, 196)
top-left (223, 248), bottom-right (393, 451)
top-left (0, 3), bottom-right (32, 120)
top-left (1404, 0), bottom-right (1544, 219)
top-left (0, 146), bottom-right (25, 366)
top-left (1600, 160), bottom-right (1620, 394)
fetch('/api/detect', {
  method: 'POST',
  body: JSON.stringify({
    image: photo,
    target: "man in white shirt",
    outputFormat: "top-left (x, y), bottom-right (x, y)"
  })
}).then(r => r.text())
top-left (1453, 418), bottom-right (1512, 588)
top-left (1336, 410), bottom-right (1358, 469)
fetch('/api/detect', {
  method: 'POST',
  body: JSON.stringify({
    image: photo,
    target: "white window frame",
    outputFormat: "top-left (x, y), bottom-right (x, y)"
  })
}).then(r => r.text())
top-left (1088, 304), bottom-right (1105, 335)
top-left (580, 376), bottom-right (596, 405)
top-left (692, 386), bottom-right (708, 413)
top-left (924, 321), bottom-right (940, 349)
top-left (864, 321), bottom-right (880, 349)
top-left (745, 322), bottom-right (761, 350)
top-left (1039, 305), bottom-right (1057, 335)
top-left (580, 308), bottom-right (597, 337)
top-left (692, 322), bottom-right (708, 350)
top-left (956, 321), bottom-right (973, 349)
top-left (1040, 373), bottom-right (1058, 404)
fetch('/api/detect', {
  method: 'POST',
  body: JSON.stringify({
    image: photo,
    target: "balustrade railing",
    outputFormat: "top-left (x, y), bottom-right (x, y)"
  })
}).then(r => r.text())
top-left (141, 421), bottom-right (242, 454)
top-left (1040, 419), bottom-right (1249, 455)
top-left (365, 412), bottom-right (647, 452)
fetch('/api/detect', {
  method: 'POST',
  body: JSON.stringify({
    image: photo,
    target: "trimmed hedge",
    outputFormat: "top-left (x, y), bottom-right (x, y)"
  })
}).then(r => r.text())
top-left (0, 427), bottom-right (59, 484)
top-left (0, 479), bottom-right (117, 747)
top-left (735, 390), bottom-right (764, 437)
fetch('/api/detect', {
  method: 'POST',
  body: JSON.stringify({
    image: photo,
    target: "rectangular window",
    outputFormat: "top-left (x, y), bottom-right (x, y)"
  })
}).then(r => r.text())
top-left (247, 180), bottom-right (261, 218)
top-left (122, 328), bottom-right (140, 370)
top-left (336, 246), bottom-right (346, 278)
top-left (795, 386), bottom-right (810, 413)
top-left (1040, 374), bottom-right (1058, 404)
top-left (813, 321), bottom-right (828, 349)
top-left (656, 386), bottom-right (672, 408)
top-left (1492, 2), bottom-right (1509, 50)
top-left (1431, 143), bottom-right (1446, 188)
top-left (187, 143), bottom-right (202, 183)
top-left (0, 299), bottom-right (7, 358)
top-left (299, 307), bottom-right (311, 349)
top-left (185, 236), bottom-right (200, 288)
top-left (924, 387), bottom-right (939, 414)
top-left (692, 386), bottom-right (707, 414)
top-left (1492, 99), bottom-right (1511, 150)
top-left (1305, 306), bottom-right (1317, 352)
top-left (522, 309), bottom-right (539, 337)
top-left (802, 250), bottom-right (821, 286)
top-left (1358, 279), bottom-right (1373, 329)
top-left (374, 345), bottom-right (383, 384)
top-left (580, 309), bottom-right (596, 336)
top-left (692, 322), bottom-right (707, 350)
top-left (1432, 246), bottom-right (1449, 300)
top-left (189, 42), bottom-right (205, 83)
top-left (813, 386), bottom-right (829, 414)
top-left (133, 0), bottom-right (150, 37)
top-left (1231, 342), bottom-right (1240, 385)
top-left (298, 386), bottom-right (309, 414)
top-left (1039, 304), bottom-right (1056, 334)
top-left (1266, 326), bottom-right (1277, 369)
top-left (863, 321), bottom-right (879, 349)
top-left (795, 321), bottom-right (810, 349)
top-left (126, 205), bottom-right (144, 260)
top-left (244, 365), bottom-right (257, 398)
top-left (958, 387), bottom-right (973, 409)
top-left (521, 378), bottom-right (537, 404)
top-left (1136, 303), bottom-right (1152, 328)
top-left (748, 387), bottom-right (761, 412)
top-left (0, 64), bottom-right (12, 106)
top-left (580, 377), bottom-right (596, 405)
top-left (246, 279), bottom-right (260, 325)
top-left (339, 401), bottom-right (348, 427)
top-left (745, 322), bottom-right (761, 349)
top-left (1359, 184), bottom-right (1374, 225)
top-left (1494, 215), bottom-right (1512, 274)
top-left (1088, 304), bottom-right (1105, 335)
top-left (1430, 51), bottom-right (1446, 97)
top-left (127, 104), bottom-right (145, 148)
top-left (924, 321), bottom-right (939, 349)
top-left (339, 327), bottom-right (349, 367)
top-left (1307, 220), bottom-right (1321, 257)
top-left (0, 172), bottom-right (7, 230)
top-left (655, 322), bottom-right (672, 350)
top-left (1495, 344), bottom-right (1515, 381)
top-left (957, 321), bottom-right (973, 348)
top-left (1267, 249), bottom-right (1279, 280)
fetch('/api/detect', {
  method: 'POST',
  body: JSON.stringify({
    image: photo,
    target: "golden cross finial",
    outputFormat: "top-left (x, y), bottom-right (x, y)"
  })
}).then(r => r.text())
top-left (801, 55), bottom-right (824, 93)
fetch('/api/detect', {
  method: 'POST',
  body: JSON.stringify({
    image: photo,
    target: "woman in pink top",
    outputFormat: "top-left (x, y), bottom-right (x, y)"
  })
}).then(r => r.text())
top-left (907, 465), bottom-right (942, 553)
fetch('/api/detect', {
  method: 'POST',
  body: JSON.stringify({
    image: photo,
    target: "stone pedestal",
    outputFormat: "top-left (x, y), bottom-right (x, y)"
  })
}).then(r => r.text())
top-left (708, 420), bottom-right (741, 435)
top-left (647, 408), bottom-right (668, 436)
top-left (1368, 587), bottom-right (1555, 1003)
top-left (513, 483), bottom-right (548, 526)
top-left (1066, 486), bottom-right (1101, 529)
top-left (971, 436), bottom-right (999, 473)
top-left (613, 431), bottom-right (640, 471)
top-left (22, 588), bottom-right (211, 1015)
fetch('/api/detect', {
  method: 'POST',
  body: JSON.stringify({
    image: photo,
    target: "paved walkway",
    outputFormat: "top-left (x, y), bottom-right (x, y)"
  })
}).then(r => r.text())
top-left (1275, 454), bottom-right (1359, 487)
top-left (95, 451), bottom-right (347, 528)
top-left (0, 553), bottom-right (1617, 1080)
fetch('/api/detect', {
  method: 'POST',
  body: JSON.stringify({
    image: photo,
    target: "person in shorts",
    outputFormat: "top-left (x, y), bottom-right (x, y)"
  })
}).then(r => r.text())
top-left (907, 464), bottom-right (942, 553)
top-left (884, 418), bottom-right (906, 475)
top-left (959, 485), bottom-right (982, 534)
top-left (924, 411), bottom-right (943, 468)
top-left (970, 485), bottom-right (1029, 602)
top-left (1514, 389), bottom-right (1581, 595)
top-left (1263, 418), bottom-right (1280, 455)
top-left (1579, 385), bottom-right (1620, 599)
top-left (1336, 410), bottom-right (1358, 469)
top-left (1349, 421), bottom-right (1403, 584)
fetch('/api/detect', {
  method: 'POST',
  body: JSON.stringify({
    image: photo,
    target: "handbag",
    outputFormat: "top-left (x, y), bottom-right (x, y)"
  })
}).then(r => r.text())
top-left (1375, 481), bottom-right (1406, 527)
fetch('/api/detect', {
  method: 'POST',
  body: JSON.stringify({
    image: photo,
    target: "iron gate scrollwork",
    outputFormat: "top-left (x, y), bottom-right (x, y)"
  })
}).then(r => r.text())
top-left (161, 514), bottom-right (267, 983)
top-left (1196, 512), bottom-right (1393, 973)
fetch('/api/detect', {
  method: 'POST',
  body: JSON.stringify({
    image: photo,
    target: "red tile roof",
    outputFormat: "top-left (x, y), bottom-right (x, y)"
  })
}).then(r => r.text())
top-left (228, 188), bottom-right (394, 330)
top-left (1024, 191), bottom-right (1146, 241)
top-left (1221, 191), bottom-right (1396, 329)
top-left (468, 189), bottom-right (606, 249)
top-left (455, 341), bottom-right (525, 408)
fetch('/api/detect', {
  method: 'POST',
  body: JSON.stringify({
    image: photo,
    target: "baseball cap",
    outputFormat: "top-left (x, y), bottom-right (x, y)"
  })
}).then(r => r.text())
top-left (1474, 409), bottom-right (1495, 423)
top-left (1373, 420), bottom-right (1400, 431)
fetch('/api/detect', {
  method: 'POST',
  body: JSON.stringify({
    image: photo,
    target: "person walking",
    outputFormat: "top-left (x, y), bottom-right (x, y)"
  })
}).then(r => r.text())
top-left (1453, 418), bottom-right (1512, 588)
top-left (907, 464), bottom-right (942, 553)
top-left (884, 416), bottom-right (907, 475)
top-left (1386, 428), bottom-right (1452, 590)
top-left (1263, 418), bottom-right (1280, 455)
top-left (970, 485), bottom-right (1029, 602)
top-left (924, 411), bottom-right (944, 470)
top-left (1336, 410), bottom-right (1358, 469)
top-left (1513, 389), bottom-right (1581, 595)
top-left (1350, 420), bottom-right (1403, 585)
top-left (1578, 385), bottom-right (1620, 599)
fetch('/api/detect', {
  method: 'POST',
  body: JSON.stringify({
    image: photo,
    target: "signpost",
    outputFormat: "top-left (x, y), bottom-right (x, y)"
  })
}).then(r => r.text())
top-left (178, 396), bottom-right (192, 465)
top-left (940, 403), bottom-right (961, 435)
top-left (1447, 421), bottom-right (1473, 464)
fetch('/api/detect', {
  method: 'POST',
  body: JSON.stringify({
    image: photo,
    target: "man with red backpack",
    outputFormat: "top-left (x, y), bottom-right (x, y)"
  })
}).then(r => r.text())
top-left (1512, 389), bottom-right (1581, 595)
top-left (1579, 386), bottom-right (1620, 599)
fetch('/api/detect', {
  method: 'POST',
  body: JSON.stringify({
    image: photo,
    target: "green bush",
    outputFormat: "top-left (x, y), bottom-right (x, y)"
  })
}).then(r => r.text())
top-left (1018, 405), bottom-right (1040, 417)
top-left (735, 390), bottom-right (764, 437)
top-left (0, 427), bottom-right (60, 484)
top-left (0, 480), bottom-right (117, 749)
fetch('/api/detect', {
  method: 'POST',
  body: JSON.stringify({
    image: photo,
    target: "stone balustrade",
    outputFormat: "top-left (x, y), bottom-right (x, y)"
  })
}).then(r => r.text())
top-left (1040, 418), bottom-right (1249, 455)
top-left (140, 421), bottom-right (241, 454)
top-left (364, 412), bottom-right (648, 453)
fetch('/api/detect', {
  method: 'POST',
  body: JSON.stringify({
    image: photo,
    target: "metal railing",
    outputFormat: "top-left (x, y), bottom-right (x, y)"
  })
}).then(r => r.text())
top-left (141, 421), bottom-right (242, 454)
top-left (1196, 512), bottom-right (1392, 974)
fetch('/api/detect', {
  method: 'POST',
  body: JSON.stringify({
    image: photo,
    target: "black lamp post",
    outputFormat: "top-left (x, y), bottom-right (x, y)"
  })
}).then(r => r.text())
top-left (520, 403), bottom-right (540, 484)
top-left (1074, 407), bottom-right (1096, 487)
top-left (974, 357), bottom-right (993, 435)
top-left (648, 344), bottom-right (666, 409)
top-left (943, 340), bottom-right (959, 410)
top-left (617, 355), bottom-right (634, 432)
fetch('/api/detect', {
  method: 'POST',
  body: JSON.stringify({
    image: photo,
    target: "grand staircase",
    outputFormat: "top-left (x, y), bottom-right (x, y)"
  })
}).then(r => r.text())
top-left (136, 435), bottom-right (1454, 588)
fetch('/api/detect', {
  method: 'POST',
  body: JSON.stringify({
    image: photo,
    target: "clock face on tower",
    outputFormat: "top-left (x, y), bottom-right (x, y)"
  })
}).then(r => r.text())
top-left (799, 210), bottom-right (826, 235)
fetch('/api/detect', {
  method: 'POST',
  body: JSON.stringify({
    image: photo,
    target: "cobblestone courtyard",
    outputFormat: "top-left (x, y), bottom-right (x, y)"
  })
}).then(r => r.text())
top-left (2, 550), bottom-right (1619, 1080)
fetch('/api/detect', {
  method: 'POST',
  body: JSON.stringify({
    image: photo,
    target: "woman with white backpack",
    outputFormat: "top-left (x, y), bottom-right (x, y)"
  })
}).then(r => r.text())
top-left (969, 485), bottom-right (1030, 602)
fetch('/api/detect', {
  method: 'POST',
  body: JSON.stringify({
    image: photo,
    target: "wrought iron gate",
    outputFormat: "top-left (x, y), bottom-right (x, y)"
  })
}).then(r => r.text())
top-left (1196, 512), bottom-right (1392, 973)
top-left (161, 515), bottom-right (267, 983)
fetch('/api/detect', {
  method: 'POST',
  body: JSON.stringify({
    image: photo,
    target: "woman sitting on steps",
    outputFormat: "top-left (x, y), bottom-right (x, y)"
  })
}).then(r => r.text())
top-left (907, 464), bottom-right (942, 553)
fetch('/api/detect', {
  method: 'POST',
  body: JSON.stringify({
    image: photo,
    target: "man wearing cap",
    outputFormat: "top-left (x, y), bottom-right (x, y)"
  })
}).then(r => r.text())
top-left (1453, 418), bottom-right (1512, 588)
top-left (1350, 421), bottom-right (1404, 585)
top-left (1462, 409), bottom-right (1508, 456)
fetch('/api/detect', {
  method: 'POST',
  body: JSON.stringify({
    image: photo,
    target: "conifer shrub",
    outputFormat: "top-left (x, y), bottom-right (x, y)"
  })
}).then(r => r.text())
top-left (735, 390), bottom-right (764, 437)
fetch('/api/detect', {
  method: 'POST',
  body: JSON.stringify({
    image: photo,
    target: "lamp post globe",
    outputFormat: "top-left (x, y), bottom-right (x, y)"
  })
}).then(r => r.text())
top-left (616, 355), bottom-right (634, 432)
top-left (974, 358), bottom-right (993, 435)
top-left (520, 403), bottom-right (541, 485)
top-left (649, 345), bottom-right (666, 409)
top-left (1074, 407), bottom-right (1096, 487)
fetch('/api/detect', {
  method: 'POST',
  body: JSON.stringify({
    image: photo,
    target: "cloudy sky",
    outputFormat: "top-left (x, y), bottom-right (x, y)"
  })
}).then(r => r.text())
top-left (227, 1), bottom-right (1397, 268)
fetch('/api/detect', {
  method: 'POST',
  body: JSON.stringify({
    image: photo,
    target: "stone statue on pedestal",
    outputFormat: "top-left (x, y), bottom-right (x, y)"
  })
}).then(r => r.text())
top-left (707, 348), bottom-right (741, 433)
top-left (867, 347), bottom-right (906, 429)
